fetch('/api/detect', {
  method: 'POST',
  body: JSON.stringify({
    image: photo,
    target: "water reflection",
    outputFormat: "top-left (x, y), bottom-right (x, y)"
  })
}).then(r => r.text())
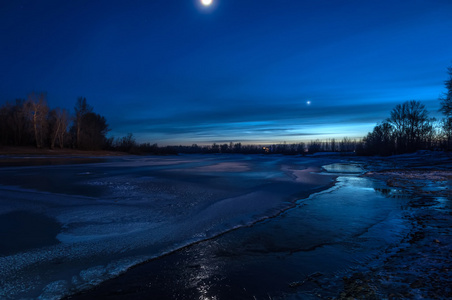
top-left (58, 161), bottom-right (412, 300)
top-left (322, 163), bottom-right (364, 174)
top-left (112, 176), bottom-right (411, 299)
top-left (177, 242), bottom-right (226, 300)
top-left (374, 187), bottom-right (409, 199)
top-left (433, 197), bottom-right (451, 210)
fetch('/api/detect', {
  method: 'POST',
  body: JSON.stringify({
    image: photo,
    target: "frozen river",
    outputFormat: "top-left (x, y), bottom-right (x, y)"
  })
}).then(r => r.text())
top-left (0, 155), bottom-right (410, 299)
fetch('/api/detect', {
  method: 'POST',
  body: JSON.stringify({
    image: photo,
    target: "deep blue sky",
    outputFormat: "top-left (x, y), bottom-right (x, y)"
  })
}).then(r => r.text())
top-left (1, 0), bottom-right (452, 145)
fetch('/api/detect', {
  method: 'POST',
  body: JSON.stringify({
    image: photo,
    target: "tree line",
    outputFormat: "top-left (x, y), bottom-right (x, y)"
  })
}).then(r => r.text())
top-left (0, 92), bottom-right (361, 155)
top-left (119, 62), bottom-right (452, 157)
top-left (1, 65), bottom-right (451, 156)
top-left (112, 135), bottom-right (361, 156)
top-left (0, 94), bottom-right (110, 150)
top-left (360, 65), bottom-right (452, 155)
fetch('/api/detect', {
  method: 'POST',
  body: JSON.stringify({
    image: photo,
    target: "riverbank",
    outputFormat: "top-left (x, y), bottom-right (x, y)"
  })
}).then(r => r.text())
top-left (65, 161), bottom-right (405, 300)
top-left (66, 152), bottom-right (452, 300)
top-left (338, 152), bottom-right (452, 299)
top-left (0, 146), bottom-right (126, 167)
top-left (1, 152), bottom-right (450, 299)
top-left (0, 146), bottom-right (126, 156)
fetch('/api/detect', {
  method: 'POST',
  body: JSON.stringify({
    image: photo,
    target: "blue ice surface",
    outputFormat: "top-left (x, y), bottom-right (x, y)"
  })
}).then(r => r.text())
top-left (0, 155), bottom-right (409, 299)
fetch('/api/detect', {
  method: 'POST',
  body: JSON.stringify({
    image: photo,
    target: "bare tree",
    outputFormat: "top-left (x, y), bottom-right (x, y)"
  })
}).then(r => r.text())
top-left (439, 65), bottom-right (452, 149)
top-left (0, 102), bottom-right (11, 145)
top-left (26, 92), bottom-right (49, 148)
top-left (57, 109), bottom-right (69, 148)
top-left (308, 139), bottom-right (322, 154)
top-left (115, 133), bottom-right (136, 152)
top-left (439, 118), bottom-right (452, 149)
top-left (387, 102), bottom-right (408, 152)
top-left (11, 100), bottom-right (29, 146)
top-left (388, 100), bottom-right (431, 153)
top-left (339, 137), bottom-right (356, 152)
top-left (233, 142), bottom-right (242, 153)
top-left (49, 108), bottom-right (69, 149)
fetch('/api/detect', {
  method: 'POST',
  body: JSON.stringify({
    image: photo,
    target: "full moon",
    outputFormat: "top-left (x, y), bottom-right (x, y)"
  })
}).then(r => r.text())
top-left (201, 0), bottom-right (212, 6)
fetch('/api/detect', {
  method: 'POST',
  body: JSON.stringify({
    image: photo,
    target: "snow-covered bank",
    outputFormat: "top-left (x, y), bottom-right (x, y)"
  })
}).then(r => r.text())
top-left (340, 152), bottom-right (452, 299)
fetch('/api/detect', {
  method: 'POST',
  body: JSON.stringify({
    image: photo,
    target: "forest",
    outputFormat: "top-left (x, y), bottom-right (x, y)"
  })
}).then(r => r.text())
top-left (1, 66), bottom-right (451, 156)
top-left (0, 95), bottom-right (109, 151)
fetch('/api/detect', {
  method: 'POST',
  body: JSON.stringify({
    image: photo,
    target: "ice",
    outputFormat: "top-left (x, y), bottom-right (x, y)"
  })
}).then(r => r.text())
top-left (0, 154), bottom-right (338, 299)
top-left (38, 280), bottom-right (69, 300)
top-left (322, 163), bottom-right (364, 174)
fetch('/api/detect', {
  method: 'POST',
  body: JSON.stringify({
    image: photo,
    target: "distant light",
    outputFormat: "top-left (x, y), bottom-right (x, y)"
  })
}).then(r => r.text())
top-left (307, 100), bottom-right (311, 105)
top-left (201, 0), bottom-right (212, 6)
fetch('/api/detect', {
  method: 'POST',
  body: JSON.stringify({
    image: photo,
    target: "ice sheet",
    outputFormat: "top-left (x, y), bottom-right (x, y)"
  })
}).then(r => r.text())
top-left (0, 154), bottom-right (338, 299)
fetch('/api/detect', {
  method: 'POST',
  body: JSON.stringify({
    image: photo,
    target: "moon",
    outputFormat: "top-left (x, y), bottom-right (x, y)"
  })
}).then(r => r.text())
top-left (201, 0), bottom-right (212, 6)
top-left (307, 100), bottom-right (311, 105)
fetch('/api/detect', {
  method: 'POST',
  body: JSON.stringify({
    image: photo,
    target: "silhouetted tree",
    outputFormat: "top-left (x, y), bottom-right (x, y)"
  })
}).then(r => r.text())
top-left (25, 92), bottom-right (49, 148)
top-left (233, 142), bottom-right (242, 153)
top-left (308, 139), bottom-right (322, 154)
top-left (339, 137), bottom-right (355, 152)
top-left (79, 112), bottom-right (110, 150)
top-left (0, 102), bottom-right (11, 145)
top-left (220, 143), bottom-right (229, 153)
top-left (297, 142), bottom-right (306, 154)
top-left (115, 133), bottom-right (137, 152)
top-left (439, 65), bottom-right (452, 117)
top-left (48, 108), bottom-right (69, 149)
top-left (363, 122), bottom-right (395, 156)
top-left (11, 99), bottom-right (30, 146)
top-left (210, 143), bottom-right (220, 153)
top-left (387, 100), bottom-right (431, 153)
top-left (439, 65), bottom-right (452, 149)
top-left (74, 97), bottom-right (93, 149)
top-left (70, 98), bottom-right (110, 150)
top-left (330, 138), bottom-right (336, 152)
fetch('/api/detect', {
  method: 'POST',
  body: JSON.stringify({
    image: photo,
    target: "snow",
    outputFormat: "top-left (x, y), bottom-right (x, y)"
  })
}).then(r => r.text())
top-left (0, 154), bottom-right (338, 299)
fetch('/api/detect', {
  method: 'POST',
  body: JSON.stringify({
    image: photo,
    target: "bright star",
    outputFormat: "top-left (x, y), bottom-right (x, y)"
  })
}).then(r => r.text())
top-left (307, 100), bottom-right (311, 105)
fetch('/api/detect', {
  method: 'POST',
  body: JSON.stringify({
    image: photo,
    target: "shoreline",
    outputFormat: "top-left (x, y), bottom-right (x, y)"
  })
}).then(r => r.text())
top-left (65, 162), bottom-right (377, 300)
top-left (66, 169), bottom-right (339, 300)
top-left (0, 146), bottom-right (128, 167)
top-left (0, 154), bottom-right (339, 299)
top-left (339, 168), bottom-right (451, 299)
top-left (334, 152), bottom-right (452, 299)
top-left (0, 146), bottom-right (127, 156)
top-left (1, 152), bottom-right (450, 299)
top-left (67, 153), bottom-right (452, 300)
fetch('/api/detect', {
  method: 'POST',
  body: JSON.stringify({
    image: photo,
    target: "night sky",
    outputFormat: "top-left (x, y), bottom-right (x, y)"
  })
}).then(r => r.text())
top-left (1, 0), bottom-right (452, 145)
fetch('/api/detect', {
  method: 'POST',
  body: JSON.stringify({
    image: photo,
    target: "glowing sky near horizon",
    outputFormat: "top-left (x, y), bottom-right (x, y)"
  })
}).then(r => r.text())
top-left (1, 0), bottom-right (452, 145)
